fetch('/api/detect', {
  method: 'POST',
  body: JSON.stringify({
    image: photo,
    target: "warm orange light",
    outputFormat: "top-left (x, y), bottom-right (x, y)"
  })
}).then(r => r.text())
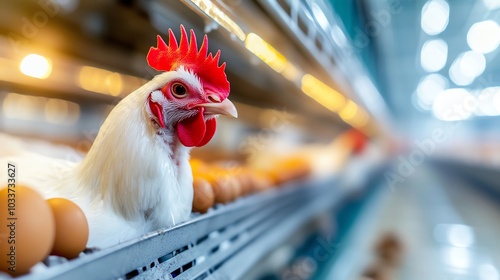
top-left (78, 66), bottom-right (124, 96)
top-left (301, 74), bottom-right (346, 112)
top-left (245, 33), bottom-right (301, 81)
top-left (345, 108), bottom-right (369, 128)
top-left (246, 33), bottom-right (287, 72)
top-left (19, 54), bottom-right (52, 79)
top-left (106, 72), bottom-right (123, 97)
top-left (339, 100), bottom-right (358, 120)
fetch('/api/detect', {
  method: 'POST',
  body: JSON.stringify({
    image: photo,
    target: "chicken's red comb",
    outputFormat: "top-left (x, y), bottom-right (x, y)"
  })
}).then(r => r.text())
top-left (147, 25), bottom-right (230, 99)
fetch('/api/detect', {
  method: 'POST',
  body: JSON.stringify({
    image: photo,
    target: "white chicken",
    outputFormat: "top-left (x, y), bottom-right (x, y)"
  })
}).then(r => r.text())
top-left (0, 25), bottom-right (237, 248)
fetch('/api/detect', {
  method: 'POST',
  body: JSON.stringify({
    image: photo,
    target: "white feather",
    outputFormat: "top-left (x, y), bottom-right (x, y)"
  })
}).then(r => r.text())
top-left (0, 71), bottom-right (198, 248)
top-left (177, 66), bottom-right (203, 93)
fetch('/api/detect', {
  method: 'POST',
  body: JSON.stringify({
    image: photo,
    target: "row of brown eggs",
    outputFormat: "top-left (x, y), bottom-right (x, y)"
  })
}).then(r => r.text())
top-left (190, 156), bottom-right (312, 213)
top-left (0, 186), bottom-right (88, 276)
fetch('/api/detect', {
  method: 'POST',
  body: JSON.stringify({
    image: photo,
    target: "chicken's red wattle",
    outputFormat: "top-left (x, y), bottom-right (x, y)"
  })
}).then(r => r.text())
top-left (176, 108), bottom-right (216, 147)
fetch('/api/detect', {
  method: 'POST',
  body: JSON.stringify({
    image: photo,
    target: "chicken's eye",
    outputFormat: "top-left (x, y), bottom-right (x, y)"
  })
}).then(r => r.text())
top-left (171, 83), bottom-right (187, 98)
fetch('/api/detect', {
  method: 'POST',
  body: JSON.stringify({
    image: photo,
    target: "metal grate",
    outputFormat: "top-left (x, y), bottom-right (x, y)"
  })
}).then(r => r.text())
top-left (8, 177), bottom-right (346, 280)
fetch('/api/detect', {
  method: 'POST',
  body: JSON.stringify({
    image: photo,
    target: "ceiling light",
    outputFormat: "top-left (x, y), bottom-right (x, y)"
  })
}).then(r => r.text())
top-left (475, 87), bottom-right (500, 116)
top-left (301, 74), bottom-right (345, 112)
top-left (246, 33), bottom-right (287, 73)
top-left (432, 88), bottom-right (475, 121)
top-left (412, 92), bottom-right (431, 111)
top-left (339, 100), bottom-right (358, 121)
top-left (447, 224), bottom-right (475, 247)
top-left (441, 247), bottom-right (471, 269)
top-left (449, 51), bottom-right (486, 86)
top-left (245, 33), bottom-right (302, 82)
top-left (459, 51), bottom-right (486, 78)
top-left (482, 0), bottom-right (500, 10)
top-left (467, 20), bottom-right (500, 54)
top-left (331, 25), bottom-right (348, 47)
top-left (421, 39), bottom-right (448, 72)
top-left (311, 2), bottom-right (330, 30)
top-left (340, 101), bottom-right (369, 128)
top-left (19, 54), bottom-right (52, 79)
top-left (78, 66), bottom-right (126, 96)
top-left (421, 0), bottom-right (449, 35)
top-left (416, 74), bottom-right (448, 108)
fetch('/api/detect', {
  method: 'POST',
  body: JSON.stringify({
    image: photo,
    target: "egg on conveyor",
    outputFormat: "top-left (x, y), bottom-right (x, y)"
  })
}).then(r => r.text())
top-left (0, 186), bottom-right (55, 276)
top-left (47, 198), bottom-right (89, 259)
top-left (192, 177), bottom-right (215, 213)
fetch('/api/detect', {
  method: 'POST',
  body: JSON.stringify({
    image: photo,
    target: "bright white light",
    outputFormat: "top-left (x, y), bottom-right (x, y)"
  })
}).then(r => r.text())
top-left (417, 74), bottom-right (448, 108)
top-left (493, 91), bottom-right (500, 115)
top-left (331, 25), bottom-right (348, 47)
top-left (311, 2), bottom-right (330, 30)
top-left (475, 87), bottom-right (500, 116)
top-left (483, 0), bottom-right (500, 10)
top-left (447, 224), bottom-right (475, 247)
top-left (474, 90), bottom-right (488, 116)
top-left (449, 51), bottom-right (486, 86)
top-left (479, 264), bottom-right (500, 280)
top-left (460, 51), bottom-right (486, 77)
top-left (421, 39), bottom-right (448, 72)
top-left (467, 20), bottom-right (500, 54)
top-left (421, 0), bottom-right (450, 35)
top-left (432, 88), bottom-right (476, 121)
top-left (442, 247), bottom-right (471, 269)
top-left (412, 92), bottom-right (431, 111)
top-left (19, 54), bottom-right (52, 79)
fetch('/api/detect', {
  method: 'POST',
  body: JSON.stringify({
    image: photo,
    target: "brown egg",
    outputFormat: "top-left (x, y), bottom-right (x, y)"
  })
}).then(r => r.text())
top-left (47, 198), bottom-right (89, 259)
top-left (235, 170), bottom-right (253, 196)
top-left (258, 167), bottom-right (278, 186)
top-left (374, 233), bottom-right (404, 266)
top-left (211, 175), bottom-right (235, 204)
top-left (192, 177), bottom-right (215, 213)
top-left (232, 176), bottom-right (243, 199)
top-left (0, 186), bottom-right (55, 276)
top-left (270, 156), bottom-right (312, 185)
top-left (230, 167), bottom-right (255, 197)
top-left (196, 169), bottom-right (235, 204)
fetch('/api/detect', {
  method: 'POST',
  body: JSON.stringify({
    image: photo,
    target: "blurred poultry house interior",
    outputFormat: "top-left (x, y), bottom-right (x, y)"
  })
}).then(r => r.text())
top-left (0, 0), bottom-right (374, 149)
top-left (1, 0), bottom-right (500, 279)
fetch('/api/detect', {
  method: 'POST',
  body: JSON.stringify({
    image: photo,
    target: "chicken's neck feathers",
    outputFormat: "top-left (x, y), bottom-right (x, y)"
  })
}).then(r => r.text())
top-left (77, 72), bottom-right (193, 227)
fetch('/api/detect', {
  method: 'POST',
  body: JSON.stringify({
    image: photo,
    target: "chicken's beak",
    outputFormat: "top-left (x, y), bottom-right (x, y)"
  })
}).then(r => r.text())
top-left (197, 99), bottom-right (238, 118)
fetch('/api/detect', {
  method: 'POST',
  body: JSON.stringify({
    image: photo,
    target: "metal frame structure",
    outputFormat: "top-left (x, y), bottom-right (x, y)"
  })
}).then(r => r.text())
top-left (7, 177), bottom-right (352, 280)
top-left (257, 0), bottom-right (393, 135)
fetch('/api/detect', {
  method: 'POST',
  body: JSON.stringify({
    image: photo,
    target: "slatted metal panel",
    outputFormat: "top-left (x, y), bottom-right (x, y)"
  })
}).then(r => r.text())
top-left (4, 177), bottom-right (346, 280)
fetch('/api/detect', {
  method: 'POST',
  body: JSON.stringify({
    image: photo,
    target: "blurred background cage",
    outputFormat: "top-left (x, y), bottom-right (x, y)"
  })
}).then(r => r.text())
top-left (1, 0), bottom-right (500, 279)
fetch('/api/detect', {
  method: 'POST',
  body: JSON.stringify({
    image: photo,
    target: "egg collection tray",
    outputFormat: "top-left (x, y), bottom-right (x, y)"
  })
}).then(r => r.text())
top-left (3, 176), bottom-right (348, 280)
